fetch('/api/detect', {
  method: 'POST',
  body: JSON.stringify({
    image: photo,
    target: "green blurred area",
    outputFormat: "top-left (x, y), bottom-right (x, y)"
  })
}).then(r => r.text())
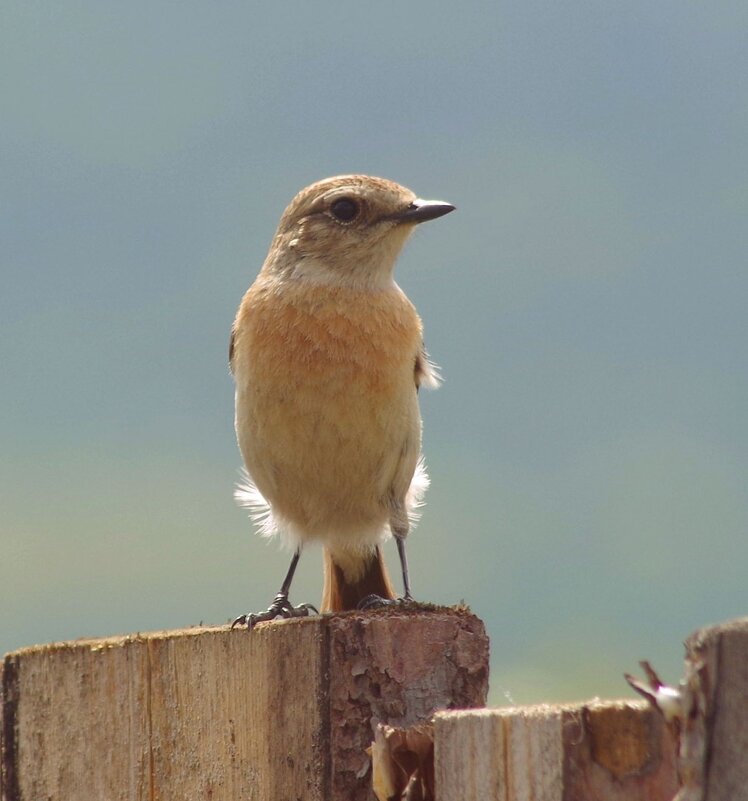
top-left (2, 1), bottom-right (747, 705)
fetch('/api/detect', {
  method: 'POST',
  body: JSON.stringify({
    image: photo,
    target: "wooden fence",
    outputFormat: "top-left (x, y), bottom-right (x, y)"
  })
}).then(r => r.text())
top-left (1, 608), bottom-right (745, 800)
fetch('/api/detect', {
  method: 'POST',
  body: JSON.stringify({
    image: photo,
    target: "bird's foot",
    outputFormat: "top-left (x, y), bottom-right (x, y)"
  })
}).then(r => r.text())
top-left (231, 593), bottom-right (318, 631)
top-left (357, 593), bottom-right (415, 611)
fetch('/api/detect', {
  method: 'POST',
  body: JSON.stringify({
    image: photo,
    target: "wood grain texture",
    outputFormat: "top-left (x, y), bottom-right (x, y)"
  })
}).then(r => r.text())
top-left (434, 700), bottom-right (679, 801)
top-left (1, 607), bottom-right (487, 801)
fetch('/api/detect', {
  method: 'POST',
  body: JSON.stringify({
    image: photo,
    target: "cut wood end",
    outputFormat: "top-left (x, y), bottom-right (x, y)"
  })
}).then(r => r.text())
top-left (4, 606), bottom-right (476, 660)
top-left (322, 602), bottom-right (477, 622)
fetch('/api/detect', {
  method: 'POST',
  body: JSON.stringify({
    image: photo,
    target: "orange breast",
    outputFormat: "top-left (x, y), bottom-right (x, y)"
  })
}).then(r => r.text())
top-left (235, 279), bottom-right (422, 397)
top-left (232, 278), bottom-right (423, 534)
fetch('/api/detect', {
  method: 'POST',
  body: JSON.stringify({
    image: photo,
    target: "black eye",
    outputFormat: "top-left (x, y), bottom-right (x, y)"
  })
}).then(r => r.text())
top-left (330, 197), bottom-right (359, 222)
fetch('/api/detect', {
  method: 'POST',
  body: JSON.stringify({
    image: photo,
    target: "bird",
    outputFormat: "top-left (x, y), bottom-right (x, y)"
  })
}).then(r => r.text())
top-left (229, 175), bottom-right (454, 629)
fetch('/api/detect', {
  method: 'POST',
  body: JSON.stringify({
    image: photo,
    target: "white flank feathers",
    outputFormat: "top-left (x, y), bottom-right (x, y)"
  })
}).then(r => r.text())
top-left (234, 455), bottom-right (431, 549)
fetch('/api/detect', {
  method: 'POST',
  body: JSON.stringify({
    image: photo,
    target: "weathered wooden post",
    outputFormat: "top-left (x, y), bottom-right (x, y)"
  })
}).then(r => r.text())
top-left (1, 607), bottom-right (488, 801)
top-left (673, 617), bottom-right (748, 801)
top-left (433, 699), bottom-right (679, 800)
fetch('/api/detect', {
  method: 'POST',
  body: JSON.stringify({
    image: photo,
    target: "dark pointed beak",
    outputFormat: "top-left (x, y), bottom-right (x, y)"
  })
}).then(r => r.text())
top-left (395, 198), bottom-right (456, 224)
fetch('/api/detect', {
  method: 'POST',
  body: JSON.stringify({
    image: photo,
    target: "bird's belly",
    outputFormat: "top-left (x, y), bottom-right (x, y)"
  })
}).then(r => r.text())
top-left (235, 354), bottom-right (419, 538)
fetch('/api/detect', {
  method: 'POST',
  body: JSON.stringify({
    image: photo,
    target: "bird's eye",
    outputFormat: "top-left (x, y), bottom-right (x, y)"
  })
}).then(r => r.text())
top-left (330, 197), bottom-right (360, 223)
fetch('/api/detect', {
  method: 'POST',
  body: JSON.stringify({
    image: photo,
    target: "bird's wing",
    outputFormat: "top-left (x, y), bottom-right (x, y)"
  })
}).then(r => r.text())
top-left (386, 344), bottom-right (441, 533)
top-left (229, 324), bottom-right (237, 374)
top-left (414, 344), bottom-right (442, 391)
top-left (387, 416), bottom-right (423, 535)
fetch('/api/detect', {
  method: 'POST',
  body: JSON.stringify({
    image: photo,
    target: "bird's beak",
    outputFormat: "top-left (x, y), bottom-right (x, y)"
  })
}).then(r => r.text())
top-left (395, 198), bottom-right (456, 224)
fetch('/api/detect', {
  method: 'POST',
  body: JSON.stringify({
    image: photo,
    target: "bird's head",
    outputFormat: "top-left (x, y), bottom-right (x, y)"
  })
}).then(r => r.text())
top-left (262, 175), bottom-right (455, 289)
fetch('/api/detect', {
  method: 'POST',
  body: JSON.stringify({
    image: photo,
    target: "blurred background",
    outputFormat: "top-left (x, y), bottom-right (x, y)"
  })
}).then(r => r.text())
top-left (2, 2), bottom-right (746, 705)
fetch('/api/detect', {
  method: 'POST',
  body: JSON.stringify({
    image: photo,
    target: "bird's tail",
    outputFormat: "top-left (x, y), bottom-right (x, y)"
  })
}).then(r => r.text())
top-left (321, 546), bottom-right (396, 612)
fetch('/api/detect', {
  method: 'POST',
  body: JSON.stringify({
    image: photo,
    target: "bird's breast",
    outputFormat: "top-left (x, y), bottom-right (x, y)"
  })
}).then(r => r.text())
top-left (232, 278), bottom-right (423, 528)
top-left (233, 278), bottom-right (422, 400)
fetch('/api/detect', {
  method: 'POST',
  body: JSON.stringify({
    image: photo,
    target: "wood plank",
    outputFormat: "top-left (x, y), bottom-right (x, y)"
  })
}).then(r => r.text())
top-left (434, 700), bottom-right (679, 801)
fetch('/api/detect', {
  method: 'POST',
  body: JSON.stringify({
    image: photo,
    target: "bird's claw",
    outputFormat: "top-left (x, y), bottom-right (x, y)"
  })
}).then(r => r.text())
top-left (231, 593), bottom-right (318, 631)
top-left (357, 593), bottom-right (414, 611)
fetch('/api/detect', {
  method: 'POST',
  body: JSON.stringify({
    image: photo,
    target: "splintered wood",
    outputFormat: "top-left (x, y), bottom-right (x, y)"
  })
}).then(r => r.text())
top-left (434, 700), bottom-right (679, 801)
top-left (371, 723), bottom-right (435, 801)
top-left (1, 608), bottom-right (488, 801)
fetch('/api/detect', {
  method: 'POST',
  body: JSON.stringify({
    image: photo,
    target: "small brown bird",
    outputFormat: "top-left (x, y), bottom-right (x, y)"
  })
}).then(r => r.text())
top-left (229, 175), bottom-right (454, 629)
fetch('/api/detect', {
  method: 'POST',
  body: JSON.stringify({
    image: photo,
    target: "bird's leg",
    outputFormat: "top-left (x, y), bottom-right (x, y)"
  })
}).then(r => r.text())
top-left (395, 534), bottom-right (413, 602)
top-left (358, 532), bottom-right (415, 610)
top-left (231, 547), bottom-right (318, 630)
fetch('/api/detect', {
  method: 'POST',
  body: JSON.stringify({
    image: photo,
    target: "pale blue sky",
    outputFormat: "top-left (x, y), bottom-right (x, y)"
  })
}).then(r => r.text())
top-left (2, 1), bottom-right (747, 703)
